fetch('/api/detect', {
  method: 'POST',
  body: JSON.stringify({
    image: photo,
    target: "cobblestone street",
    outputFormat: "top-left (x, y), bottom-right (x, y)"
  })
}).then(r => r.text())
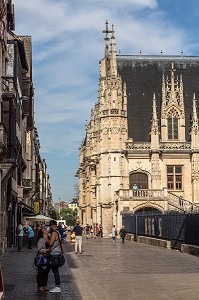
top-left (1, 236), bottom-right (199, 299)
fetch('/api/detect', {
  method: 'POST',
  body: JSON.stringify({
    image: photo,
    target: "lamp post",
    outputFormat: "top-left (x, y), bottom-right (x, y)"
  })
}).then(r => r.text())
top-left (58, 197), bottom-right (61, 216)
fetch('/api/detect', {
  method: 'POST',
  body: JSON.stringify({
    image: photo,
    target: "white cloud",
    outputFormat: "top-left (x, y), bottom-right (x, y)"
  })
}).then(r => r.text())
top-left (14, 0), bottom-right (198, 200)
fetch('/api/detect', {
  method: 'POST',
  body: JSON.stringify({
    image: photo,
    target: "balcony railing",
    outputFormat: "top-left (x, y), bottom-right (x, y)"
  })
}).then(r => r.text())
top-left (168, 192), bottom-right (199, 213)
top-left (22, 179), bottom-right (32, 190)
top-left (116, 189), bottom-right (164, 200)
top-left (115, 188), bottom-right (199, 213)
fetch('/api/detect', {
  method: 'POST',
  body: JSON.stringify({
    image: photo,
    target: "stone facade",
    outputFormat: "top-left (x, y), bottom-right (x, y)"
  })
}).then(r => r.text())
top-left (0, 1), bottom-right (53, 253)
top-left (77, 21), bottom-right (199, 236)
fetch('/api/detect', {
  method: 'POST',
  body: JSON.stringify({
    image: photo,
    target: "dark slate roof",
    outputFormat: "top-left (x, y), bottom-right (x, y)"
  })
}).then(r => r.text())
top-left (117, 55), bottom-right (199, 142)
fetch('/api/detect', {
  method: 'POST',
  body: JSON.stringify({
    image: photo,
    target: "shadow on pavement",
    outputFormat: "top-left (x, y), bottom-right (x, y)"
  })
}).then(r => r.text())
top-left (1, 240), bottom-right (83, 300)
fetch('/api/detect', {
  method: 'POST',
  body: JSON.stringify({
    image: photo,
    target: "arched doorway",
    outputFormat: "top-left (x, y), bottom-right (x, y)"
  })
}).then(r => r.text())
top-left (135, 207), bottom-right (162, 215)
top-left (129, 172), bottom-right (148, 189)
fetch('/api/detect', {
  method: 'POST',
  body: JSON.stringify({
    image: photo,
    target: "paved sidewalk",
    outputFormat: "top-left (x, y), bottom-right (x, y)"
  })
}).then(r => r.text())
top-left (77, 237), bottom-right (199, 300)
top-left (1, 240), bottom-right (83, 300)
top-left (1, 236), bottom-right (199, 299)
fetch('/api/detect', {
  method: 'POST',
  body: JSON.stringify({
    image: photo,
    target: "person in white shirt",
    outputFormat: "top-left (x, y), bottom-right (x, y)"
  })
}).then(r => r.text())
top-left (111, 225), bottom-right (117, 243)
top-left (16, 222), bottom-right (24, 251)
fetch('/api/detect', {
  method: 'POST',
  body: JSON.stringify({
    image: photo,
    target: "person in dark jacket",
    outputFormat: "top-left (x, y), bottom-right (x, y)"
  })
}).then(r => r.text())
top-left (99, 225), bottom-right (103, 237)
top-left (58, 223), bottom-right (65, 244)
top-left (119, 225), bottom-right (127, 243)
top-left (73, 221), bottom-right (83, 254)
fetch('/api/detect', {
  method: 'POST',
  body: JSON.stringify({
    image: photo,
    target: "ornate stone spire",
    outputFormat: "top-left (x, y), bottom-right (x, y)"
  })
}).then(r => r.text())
top-left (151, 93), bottom-right (159, 149)
top-left (161, 73), bottom-right (166, 116)
top-left (179, 74), bottom-right (185, 117)
top-left (191, 93), bottom-right (199, 194)
top-left (102, 20), bottom-right (111, 74)
top-left (161, 63), bottom-right (186, 142)
top-left (191, 93), bottom-right (199, 138)
top-left (193, 93), bottom-right (198, 121)
top-left (161, 63), bottom-right (185, 117)
top-left (110, 24), bottom-right (117, 77)
top-left (152, 93), bottom-right (158, 122)
top-left (123, 82), bottom-right (127, 111)
top-left (169, 63), bottom-right (178, 104)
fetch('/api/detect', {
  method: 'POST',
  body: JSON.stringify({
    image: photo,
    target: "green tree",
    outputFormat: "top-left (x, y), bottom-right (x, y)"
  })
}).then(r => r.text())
top-left (49, 209), bottom-right (60, 220)
top-left (60, 208), bottom-right (77, 226)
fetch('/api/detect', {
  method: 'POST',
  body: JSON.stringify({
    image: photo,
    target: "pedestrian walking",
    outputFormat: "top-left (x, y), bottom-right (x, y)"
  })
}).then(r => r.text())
top-left (48, 220), bottom-right (62, 293)
top-left (119, 225), bottom-right (127, 243)
top-left (95, 223), bottom-right (99, 238)
top-left (16, 222), bottom-right (24, 252)
top-left (111, 225), bottom-right (117, 243)
top-left (36, 228), bottom-right (50, 292)
top-left (22, 225), bottom-right (28, 247)
top-left (34, 224), bottom-right (41, 240)
top-left (58, 222), bottom-right (65, 244)
top-left (90, 225), bottom-right (94, 237)
top-left (99, 224), bottom-right (103, 237)
top-left (85, 224), bottom-right (90, 239)
top-left (73, 221), bottom-right (83, 254)
top-left (27, 224), bottom-right (34, 249)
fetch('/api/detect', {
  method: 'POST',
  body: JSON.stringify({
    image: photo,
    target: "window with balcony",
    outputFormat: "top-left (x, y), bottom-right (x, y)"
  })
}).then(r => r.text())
top-left (167, 165), bottom-right (182, 190)
top-left (129, 172), bottom-right (148, 189)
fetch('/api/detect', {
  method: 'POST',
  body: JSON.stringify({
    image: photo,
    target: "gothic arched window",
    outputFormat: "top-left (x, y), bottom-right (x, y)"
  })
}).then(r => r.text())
top-left (129, 172), bottom-right (148, 189)
top-left (167, 110), bottom-right (179, 140)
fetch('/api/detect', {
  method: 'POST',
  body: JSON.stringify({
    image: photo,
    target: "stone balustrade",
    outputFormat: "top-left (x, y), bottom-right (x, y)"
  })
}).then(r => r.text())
top-left (115, 188), bottom-right (199, 213)
top-left (116, 188), bottom-right (164, 200)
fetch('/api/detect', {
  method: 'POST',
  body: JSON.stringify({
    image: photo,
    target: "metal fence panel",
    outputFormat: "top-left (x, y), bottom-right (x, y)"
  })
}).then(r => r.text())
top-left (122, 213), bottom-right (199, 249)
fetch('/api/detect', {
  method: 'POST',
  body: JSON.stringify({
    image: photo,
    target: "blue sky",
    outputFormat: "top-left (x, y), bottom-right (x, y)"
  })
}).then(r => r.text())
top-left (15, 0), bottom-right (199, 202)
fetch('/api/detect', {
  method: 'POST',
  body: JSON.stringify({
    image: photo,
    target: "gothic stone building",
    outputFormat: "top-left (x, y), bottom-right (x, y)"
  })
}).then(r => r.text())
top-left (77, 22), bottom-right (199, 235)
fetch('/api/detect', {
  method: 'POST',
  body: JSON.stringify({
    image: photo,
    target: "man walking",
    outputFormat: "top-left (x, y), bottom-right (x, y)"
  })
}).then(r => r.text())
top-left (111, 225), bottom-right (117, 243)
top-left (73, 221), bottom-right (83, 254)
top-left (119, 225), bottom-right (127, 243)
top-left (27, 224), bottom-right (34, 249)
top-left (95, 223), bottom-right (99, 238)
top-left (85, 224), bottom-right (90, 239)
top-left (16, 222), bottom-right (24, 251)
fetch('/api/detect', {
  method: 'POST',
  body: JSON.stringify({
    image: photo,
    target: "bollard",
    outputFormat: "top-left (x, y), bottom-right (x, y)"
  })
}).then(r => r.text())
top-left (167, 241), bottom-right (171, 250)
